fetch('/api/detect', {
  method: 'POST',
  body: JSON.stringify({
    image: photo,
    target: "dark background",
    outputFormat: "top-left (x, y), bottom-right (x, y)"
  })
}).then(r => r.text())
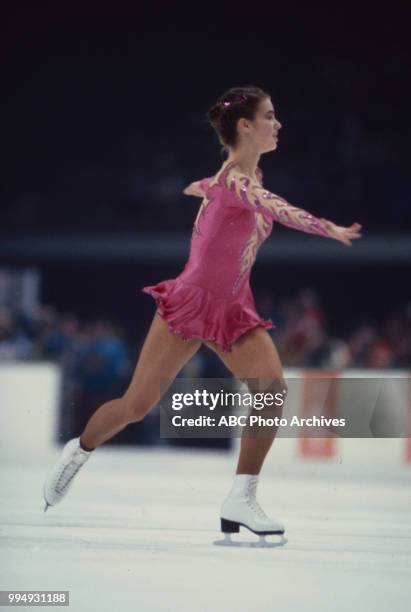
top-left (3, 2), bottom-right (410, 234)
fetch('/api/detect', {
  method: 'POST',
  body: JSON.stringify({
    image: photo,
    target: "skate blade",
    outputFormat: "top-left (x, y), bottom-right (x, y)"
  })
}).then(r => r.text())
top-left (213, 533), bottom-right (287, 548)
top-left (43, 483), bottom-right (51, 512)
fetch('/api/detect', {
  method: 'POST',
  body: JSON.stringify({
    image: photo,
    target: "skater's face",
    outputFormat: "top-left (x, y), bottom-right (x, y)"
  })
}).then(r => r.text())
top-left (237, 97), bottom-right (282, 153)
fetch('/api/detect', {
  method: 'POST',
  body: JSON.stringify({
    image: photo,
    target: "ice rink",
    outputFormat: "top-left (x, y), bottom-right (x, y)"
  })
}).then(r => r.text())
top-left (1, 444), bottom-right (411, 612)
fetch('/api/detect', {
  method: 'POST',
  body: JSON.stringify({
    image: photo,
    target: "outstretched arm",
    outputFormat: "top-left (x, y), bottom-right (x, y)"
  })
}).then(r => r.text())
top-left (183, 177), bottom-right (212, 198)
top-left (227, 168), bottom-right (362, 246)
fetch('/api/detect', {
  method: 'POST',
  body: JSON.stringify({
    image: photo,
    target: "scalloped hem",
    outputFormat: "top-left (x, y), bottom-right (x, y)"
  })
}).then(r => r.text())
top-left (143, 282), bottom-right (275, 352)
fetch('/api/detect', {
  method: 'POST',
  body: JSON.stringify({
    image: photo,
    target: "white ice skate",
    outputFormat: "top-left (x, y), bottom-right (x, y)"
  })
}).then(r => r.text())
top-left (214, 474), bottom-right (287, 548)
top-left (43, 437), bottom-right (93, 512)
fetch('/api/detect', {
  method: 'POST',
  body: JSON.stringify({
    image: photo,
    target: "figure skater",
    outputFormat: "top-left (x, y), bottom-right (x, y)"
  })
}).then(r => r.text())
top-left (43, 85), bottom-right (362, 544)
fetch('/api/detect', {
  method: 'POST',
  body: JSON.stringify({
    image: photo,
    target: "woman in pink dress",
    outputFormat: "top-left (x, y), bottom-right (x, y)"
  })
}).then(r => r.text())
top-left (44, 85), bottom-right (362, 544)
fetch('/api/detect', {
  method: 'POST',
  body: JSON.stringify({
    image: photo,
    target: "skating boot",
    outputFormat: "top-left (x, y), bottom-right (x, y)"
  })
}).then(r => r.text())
top-left (214, 474), bottom-right (287, 547)
top-left (43, 437), bottom-right (93, 512)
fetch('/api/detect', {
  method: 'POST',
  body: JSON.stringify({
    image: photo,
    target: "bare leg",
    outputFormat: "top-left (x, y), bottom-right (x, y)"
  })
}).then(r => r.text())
top-left (204, 326), bottom-right (287, 475)
top-left (80, 311), bottom-right (202, 449)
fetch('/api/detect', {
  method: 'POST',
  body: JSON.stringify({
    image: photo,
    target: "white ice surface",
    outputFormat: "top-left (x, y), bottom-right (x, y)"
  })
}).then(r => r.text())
top-left (1, 446), bottom-right (411, 612)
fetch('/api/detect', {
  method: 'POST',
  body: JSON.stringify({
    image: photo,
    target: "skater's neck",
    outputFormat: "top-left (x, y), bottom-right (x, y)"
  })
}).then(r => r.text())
top-left (224, 148), bottom-right (261, 182)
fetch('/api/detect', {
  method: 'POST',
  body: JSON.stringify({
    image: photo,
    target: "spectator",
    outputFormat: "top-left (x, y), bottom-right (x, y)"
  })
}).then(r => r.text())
top-left (0, 307), bottom-right (33, 360)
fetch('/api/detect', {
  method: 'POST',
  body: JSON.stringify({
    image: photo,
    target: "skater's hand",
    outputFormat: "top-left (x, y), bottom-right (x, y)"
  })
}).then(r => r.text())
top-left (319, 218), bottom-right (363, 246)
top-left (183, 181), bottom-right (205, 198)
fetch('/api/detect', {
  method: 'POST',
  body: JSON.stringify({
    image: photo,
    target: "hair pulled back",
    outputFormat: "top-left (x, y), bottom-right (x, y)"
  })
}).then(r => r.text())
top-left (206, 85), bottom-right (270, 156)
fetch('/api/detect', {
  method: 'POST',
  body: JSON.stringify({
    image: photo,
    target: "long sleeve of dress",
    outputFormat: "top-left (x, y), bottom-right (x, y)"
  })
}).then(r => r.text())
top-left (198, 176), bottom-right (213, 194)
top-left (226, 166), bottom-right (333, 239)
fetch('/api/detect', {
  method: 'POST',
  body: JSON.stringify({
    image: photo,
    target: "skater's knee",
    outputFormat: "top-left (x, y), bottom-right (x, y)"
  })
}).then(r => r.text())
top-left (269, 377), bottom-right (287, 399)
top-left (258, 376), bottom-right (287, 400)
top-left (254, 376), bottom-right (288, 418)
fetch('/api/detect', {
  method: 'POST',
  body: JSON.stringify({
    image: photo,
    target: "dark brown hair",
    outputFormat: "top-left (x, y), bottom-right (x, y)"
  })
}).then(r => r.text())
top-left (206, 85), bottom-right (270, 156)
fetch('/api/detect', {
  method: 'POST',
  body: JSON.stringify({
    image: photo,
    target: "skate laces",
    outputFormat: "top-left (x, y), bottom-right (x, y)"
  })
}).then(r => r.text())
top-left (55, 452), bottom-right (87, 494)
top-left (246, 479), bottom-right (269, 519)
top-left (247, 497), bottom-right (269, 519)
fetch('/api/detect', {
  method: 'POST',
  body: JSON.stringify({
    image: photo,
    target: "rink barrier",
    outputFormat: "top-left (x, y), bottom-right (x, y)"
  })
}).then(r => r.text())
top-left (0, 361), bottom-right (61, 465)
top-left (0, 363), bottom-right (410, 468)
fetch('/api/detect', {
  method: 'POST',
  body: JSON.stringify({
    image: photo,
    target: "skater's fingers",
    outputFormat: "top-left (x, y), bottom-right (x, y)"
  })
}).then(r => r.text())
top-left (339, 226), bottom-right (362, 244)
top-left (337, 231), bottom-right (353, 246)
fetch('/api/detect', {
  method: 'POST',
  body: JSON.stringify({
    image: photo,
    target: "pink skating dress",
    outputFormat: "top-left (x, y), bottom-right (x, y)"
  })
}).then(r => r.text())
top-left (142, 160), bottom-right (333, 352)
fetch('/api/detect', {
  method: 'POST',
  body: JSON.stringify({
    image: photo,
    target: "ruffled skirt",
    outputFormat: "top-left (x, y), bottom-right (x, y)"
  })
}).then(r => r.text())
top-left (142, 278), bottom-right (275, 353)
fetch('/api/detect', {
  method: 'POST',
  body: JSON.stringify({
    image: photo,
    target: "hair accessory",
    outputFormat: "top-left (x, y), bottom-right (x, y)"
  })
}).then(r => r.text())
top-left (220, 94), bottom-right (247, 108)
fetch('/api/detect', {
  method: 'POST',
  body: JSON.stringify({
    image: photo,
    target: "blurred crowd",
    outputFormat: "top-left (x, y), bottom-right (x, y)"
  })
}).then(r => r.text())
top-left (1, 289), bottom-right (410, 373)
top-left (0, 303), bottom-right (131, 387)
top-left (259, 289), bottom-right (411, 370)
